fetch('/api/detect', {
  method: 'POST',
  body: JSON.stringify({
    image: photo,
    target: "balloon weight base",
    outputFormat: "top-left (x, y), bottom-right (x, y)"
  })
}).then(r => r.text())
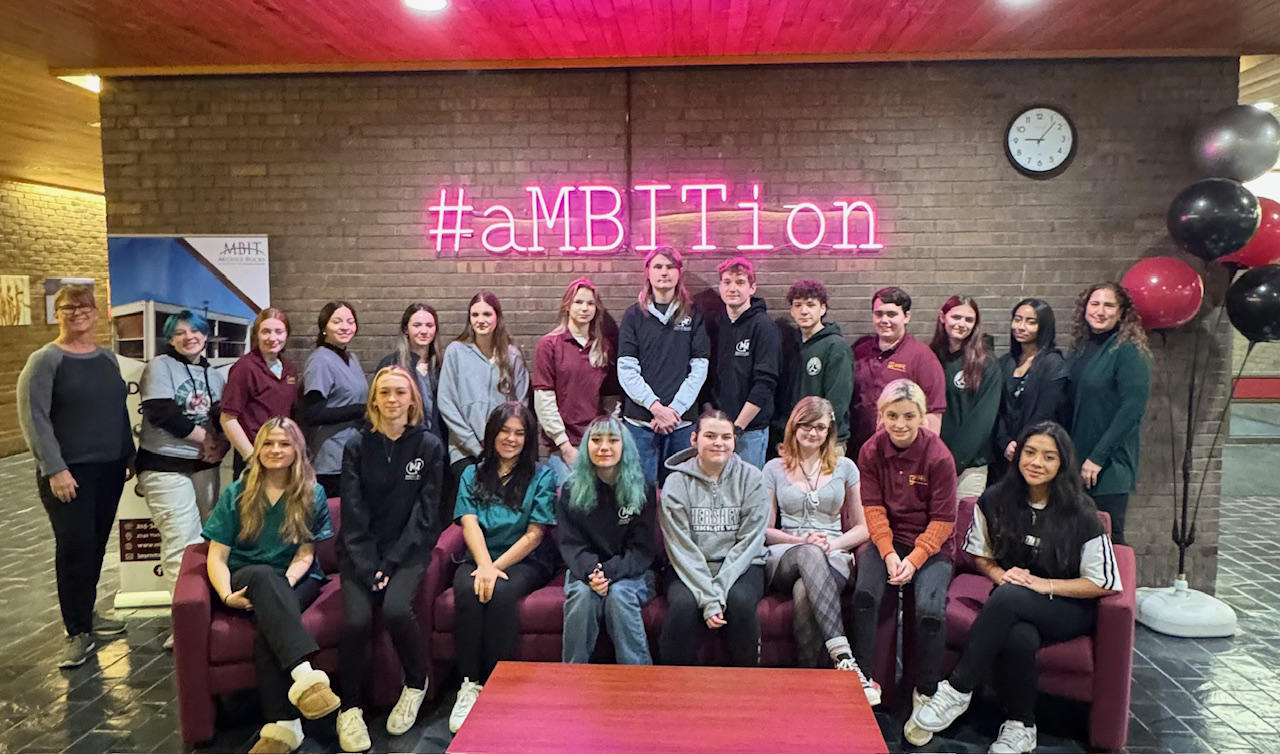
top-left (1137, 578), bottom-right (1238, 638)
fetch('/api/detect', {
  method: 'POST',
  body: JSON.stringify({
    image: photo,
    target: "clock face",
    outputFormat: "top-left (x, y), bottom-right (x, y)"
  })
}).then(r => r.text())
top-left (1005, 106), bottom-right (1076, 178)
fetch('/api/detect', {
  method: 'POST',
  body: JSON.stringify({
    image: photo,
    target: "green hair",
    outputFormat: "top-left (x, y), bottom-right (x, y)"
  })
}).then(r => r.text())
top-left (564, 415), bottom-right (647, 516)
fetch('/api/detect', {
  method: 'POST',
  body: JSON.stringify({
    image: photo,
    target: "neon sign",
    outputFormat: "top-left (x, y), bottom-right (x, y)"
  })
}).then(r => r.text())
top-left (427, 182), bottom-right (883, 256)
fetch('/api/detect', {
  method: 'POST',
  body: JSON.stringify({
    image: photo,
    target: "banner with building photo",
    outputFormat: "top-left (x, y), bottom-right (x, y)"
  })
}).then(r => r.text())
top-left (107, 235), bottom-right (270, 608)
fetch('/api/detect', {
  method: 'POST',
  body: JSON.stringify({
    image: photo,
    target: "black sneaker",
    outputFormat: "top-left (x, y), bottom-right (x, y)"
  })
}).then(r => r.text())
top-left (59, 634), bottom-right (96, 669)
top-left (91, 611), bottom-right (127, 637)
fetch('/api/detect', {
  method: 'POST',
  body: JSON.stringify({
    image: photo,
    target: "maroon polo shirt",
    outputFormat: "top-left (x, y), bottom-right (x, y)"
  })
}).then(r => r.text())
top-left (857, 427), bottom-right (957, 560)
top-left (220, 350), bottom-right (300, 442)
top-left (850, 333), bottom-right (946, 453)
top-left (532, 331), bottom-right (619, 450)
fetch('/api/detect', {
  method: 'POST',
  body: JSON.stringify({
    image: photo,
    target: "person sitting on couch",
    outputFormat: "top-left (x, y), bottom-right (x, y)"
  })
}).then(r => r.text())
top-left (906, 420), bottom-right (1121, 753)
top-left (556, 414), bottom-right (658, 664)
top-left (449, 402), bottom-right (557, 734)
top-left (201, 417), bottom-right (337, 754)
top-left (658, 408), bottom-right (768, 667)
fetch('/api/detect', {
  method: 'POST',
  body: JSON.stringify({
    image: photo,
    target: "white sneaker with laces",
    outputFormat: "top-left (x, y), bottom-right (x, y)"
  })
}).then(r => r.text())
top-left (834, 657), bottom-right (881, 707)
top-left (989, 720), bottom-right (1037, 753)
top-left (336, 707), bottom-right (371, 752)
top-left (903, 688), bottom-right (934, 746)
top-left (448, 679), bottom-right (483, 733)
top-left (914, 680), bottom-right (973, 732)
top-left (387, 685), bottom-right (427, 736)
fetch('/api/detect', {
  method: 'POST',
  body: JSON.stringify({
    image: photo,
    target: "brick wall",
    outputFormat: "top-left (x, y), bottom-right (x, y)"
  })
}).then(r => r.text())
top-left (0, 181), bottom-right (110, 457)
top-left (99, 59), bottom-right (1238, 590)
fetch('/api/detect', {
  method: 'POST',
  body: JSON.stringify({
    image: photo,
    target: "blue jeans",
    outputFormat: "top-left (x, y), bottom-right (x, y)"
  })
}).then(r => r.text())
top-left (626, 422), bottom-right (694, 486)
top-left (546, 451), bottom-right (573, 487)
top-left (735, 428), bottom-right (768, 469)
top-left (562, 570), bottom-right (657, 664)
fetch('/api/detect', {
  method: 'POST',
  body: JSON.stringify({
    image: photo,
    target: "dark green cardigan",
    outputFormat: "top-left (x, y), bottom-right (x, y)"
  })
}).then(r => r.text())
top-left (1067, 334), bottom-right (1151, 496)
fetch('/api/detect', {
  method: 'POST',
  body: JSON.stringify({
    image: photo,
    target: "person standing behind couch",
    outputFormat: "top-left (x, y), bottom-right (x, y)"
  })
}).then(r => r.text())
top-left (556, 415), bottom-right (658, 665)
top-left (137, 310), bottom-right (229, 650)
top-left (991, 298), bottom-right (1067, 485)
top-left (17, 284), bottom-right (134, 669)
top-left (1066, 282), bottom-right (1151, 545)
top-left (335, 366), bottom-right (444, 752)
top-left (777, 280), bottom-right (854, 455)
top-left (376, 303), bottom-right (445, 441)
top-left (929, 295), bottom-right (1001, 499)
top-left (303, 301), bottom-right (367, 499)
top-left (222, 308), bottom-right (300, 480)
top-left (659, 409), bottom-right (768, 667)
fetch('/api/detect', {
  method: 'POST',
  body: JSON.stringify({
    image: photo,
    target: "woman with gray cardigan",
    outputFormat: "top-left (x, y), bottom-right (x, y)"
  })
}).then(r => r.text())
top-left (17, 285), bottom-right (134, 669)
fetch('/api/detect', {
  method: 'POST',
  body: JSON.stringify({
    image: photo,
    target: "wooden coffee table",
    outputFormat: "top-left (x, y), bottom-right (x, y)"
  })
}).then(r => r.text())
top-left (446, 661), bottom-right (888, 754)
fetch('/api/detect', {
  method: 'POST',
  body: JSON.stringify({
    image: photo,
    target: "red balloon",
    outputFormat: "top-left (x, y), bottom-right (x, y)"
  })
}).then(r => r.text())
top-left (1220, 196), bottom-right (1280, 268)
top-left (1121, 256), bottom-right (1205, 330)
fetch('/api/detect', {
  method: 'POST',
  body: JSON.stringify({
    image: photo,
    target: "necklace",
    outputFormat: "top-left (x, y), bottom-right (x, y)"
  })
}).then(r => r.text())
top-left (800, 458), bottom-right (822, 506)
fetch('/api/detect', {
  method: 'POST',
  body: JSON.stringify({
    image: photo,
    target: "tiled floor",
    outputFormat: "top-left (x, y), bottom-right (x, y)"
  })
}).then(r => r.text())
top-left (0, 451), bottom-right (1276, 754)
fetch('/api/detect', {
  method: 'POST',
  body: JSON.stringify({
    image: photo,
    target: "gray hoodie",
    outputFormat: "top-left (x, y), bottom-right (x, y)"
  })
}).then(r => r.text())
top-left (660, 447), bottom-right (768, 619)
top-left (437, 341), bottom-right (529, 463)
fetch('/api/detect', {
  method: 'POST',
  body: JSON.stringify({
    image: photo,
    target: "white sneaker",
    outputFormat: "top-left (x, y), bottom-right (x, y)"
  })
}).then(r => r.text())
top-left (336, 707), bottom-right (371, 752)
top-left (914, 680), bottom-right (973, 733)
top-left (162, 633), bottom-right (175, 650)
top-left (989, 720), bottom-right (1037, 753)
top-left (903, 688), bottom-right (934, 746)
top-left (448, 679), bottom-right (483, 734)
top-left (834, 657), bottom-right (881, 707)
top-left (387, 685), bottom-right (427, 736)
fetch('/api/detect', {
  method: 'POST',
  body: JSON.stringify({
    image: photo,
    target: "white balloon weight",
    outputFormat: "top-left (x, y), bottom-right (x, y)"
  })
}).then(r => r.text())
top-left (1136, 578), bottom-right (1238, 638)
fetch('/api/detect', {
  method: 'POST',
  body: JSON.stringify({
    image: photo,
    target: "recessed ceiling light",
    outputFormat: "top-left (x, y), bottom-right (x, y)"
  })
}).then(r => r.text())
top-left (1252, 101), bottom-right (1276, 111)
top-left (57, 74), bottom-right (101, 94)
top-left (404, 0), bottom-right (447, 11)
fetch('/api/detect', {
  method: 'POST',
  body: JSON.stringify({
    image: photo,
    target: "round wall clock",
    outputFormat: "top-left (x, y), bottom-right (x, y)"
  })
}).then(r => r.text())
top-left (1005, 105), bottom-right (1077, 178)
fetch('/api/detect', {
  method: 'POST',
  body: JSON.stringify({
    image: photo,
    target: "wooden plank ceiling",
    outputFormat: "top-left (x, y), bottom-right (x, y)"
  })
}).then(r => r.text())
top-left (3, 0), bottom-right (1280, 192)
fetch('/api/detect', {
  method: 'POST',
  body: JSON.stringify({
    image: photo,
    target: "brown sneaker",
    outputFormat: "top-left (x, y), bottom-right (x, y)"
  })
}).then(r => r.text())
top-left (286, 669), bottom-right (340, 719)
top-left (248, 722), bottom-right (302, 754)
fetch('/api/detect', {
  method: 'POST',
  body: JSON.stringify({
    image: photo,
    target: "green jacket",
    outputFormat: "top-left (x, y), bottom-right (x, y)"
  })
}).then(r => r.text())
top-left (1068, 335), bottom-right (1151, 496)
top-left (793, 322), bottom-right (854, 443)
top-left (939, 350), bottom-right (1002, 473)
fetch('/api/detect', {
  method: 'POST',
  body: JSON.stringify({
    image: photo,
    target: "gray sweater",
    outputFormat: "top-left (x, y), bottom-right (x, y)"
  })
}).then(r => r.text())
top-left (437, 341), bottom-right (529, 464)
top-left (17, 343), bottom-right (134, 477)
top-left (660, 448), bottom-right (768, 619)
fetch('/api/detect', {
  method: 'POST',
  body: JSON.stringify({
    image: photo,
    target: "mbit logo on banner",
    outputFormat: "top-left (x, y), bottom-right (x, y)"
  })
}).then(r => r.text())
top-left (427, 182), bottom-right (883, 257)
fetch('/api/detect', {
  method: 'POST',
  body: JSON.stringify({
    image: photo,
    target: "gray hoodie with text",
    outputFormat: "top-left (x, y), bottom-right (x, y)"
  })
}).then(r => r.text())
top-left (660, 448), bottom-right (768, 619)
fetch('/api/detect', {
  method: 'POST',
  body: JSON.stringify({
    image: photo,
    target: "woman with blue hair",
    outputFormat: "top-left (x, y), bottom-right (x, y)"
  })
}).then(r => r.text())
top-left (138, 309), bottom-right (230, 648)
top-left (555, 415), bottom-right (658, 664)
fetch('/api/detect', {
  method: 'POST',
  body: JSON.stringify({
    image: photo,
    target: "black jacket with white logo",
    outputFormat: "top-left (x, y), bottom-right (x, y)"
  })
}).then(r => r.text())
top-left (338, 424), bottom-right (444, 587)
top-left (709, 297), bottom-right (781, 431)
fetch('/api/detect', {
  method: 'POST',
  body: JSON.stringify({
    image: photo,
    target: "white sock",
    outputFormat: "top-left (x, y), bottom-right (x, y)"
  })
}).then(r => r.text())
top-left (275, 718), bottom-right (303, 741)
top-left (289, 661), bottom-right (315, 683)
top-left (825, 637), bottom-right (852, 662)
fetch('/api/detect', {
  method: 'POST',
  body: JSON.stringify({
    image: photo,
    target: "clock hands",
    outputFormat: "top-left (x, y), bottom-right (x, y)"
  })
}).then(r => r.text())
top-left (1028, 118), bottom-right (1056, 144)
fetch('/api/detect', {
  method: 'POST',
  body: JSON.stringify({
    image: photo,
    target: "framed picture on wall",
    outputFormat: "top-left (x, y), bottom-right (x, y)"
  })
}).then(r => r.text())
top-left (0, 275), bottom-right (31, 326)
top-left (44, 277), bottom-right (95, 324)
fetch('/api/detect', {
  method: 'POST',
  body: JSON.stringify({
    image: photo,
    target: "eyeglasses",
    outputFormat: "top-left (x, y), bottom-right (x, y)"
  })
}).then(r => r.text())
top-left (796, 422), bottom-right (830, 434)
top-left (56, 304), bottom-right (96, 314)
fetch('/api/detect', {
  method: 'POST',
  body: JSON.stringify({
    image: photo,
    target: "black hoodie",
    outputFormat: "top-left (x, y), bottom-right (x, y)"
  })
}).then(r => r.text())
top-left (709, 297), bottom-right (781, 431)
top-left (338, 423), bottom-right (445, 588)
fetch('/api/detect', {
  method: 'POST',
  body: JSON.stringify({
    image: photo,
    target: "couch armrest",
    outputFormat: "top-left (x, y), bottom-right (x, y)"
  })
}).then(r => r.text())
top-left (422, 524), bottom-right (467, 609)
top-left (1089, 543), bottom-right (1136, 751)
top-left (172, 542), bottom-right (215, 743)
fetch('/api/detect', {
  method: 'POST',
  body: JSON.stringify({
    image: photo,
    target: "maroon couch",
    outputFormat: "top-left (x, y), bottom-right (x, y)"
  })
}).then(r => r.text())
top-left (421, 524), bottom-right (899, 693)
top-left (942, 497), bottom-right (1137, 752)
top-left (171, 498), bottom-right (417, 745)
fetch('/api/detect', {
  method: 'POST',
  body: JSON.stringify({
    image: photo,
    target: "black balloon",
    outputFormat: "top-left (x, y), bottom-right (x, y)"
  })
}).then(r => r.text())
top-left (1192, 105), bottom-right (1280, 182)
top-left (1226, 264), bottom-right (1280, 343)
top-left (1166, 178), bottom-right (1261, 261)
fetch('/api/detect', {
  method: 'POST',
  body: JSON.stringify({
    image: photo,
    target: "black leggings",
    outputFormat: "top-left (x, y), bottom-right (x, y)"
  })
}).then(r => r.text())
top-left (660, 565), bottom-right (765, 667)
top-left (769, 544), bottom-right (848, 668)
top-left (39, 460), bottom-right (127, 636)
top-left (451, 559), bottom-right (551, 682)
top-left (339, 560), bottom-right (428, 707)
top-left (233, 565), bottom-right (323, 722)
top-left (949, 583), bottom-right (1096, 725)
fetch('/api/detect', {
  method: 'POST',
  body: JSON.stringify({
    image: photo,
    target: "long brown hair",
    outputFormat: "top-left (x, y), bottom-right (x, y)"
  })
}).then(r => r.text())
top-left (454, 291), bottom-right (519, 399)
top-left (778, 396), bottom-right (840, 474)
top-left (236, 417), bottom-right (317, 546)
top-left (549, 277), bottom-right (610, 368)
top-left (395, 303), bottom-right (441, 375)
top-left (1071, 282), bottom-right (1151, 357)
top-left (637, 247), bottom-right (692, 321)
top-left (929, 294), bottom-right (988, 392)
top-left (249, 307), bottom-right (290, 352)
top-left (366, 366), bottom-right (424, 429)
